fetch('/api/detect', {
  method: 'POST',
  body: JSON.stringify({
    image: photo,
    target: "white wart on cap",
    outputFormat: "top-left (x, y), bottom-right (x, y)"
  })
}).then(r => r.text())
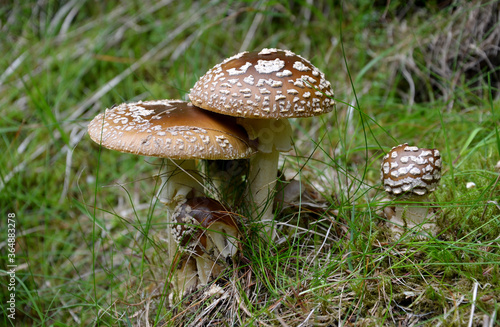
top-left (189, 48), bottom-right (335, 118)
top-left (381, 143), bottom-right (442, 197)
top-left (88, 100), bottom-right (255, 160)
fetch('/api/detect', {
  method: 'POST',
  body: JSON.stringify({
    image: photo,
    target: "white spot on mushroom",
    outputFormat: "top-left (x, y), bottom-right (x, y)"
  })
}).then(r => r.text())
top-left (113, 117), bottom-right (128, 124)
top-left (213, 72), bottom-right (225, 81)
top-left (271, 80), bottom-right (283, 88)
top-left (227, 62), bottom-right (252, 76)
top-left (293, 80), bottom-right (305, 88)
top-left (413, 189), bottom-right (427, 196)
top-left (259, 87), bottom-right (271, 94)
top-left (402, 184), bottom-right (412, 192)
top-left (383, 162), bottom-right (390, 174)
top-left (276, 70), bottom-right (293, 77)
top-left (422, 174), bottom-right (434, 181)
top-left (293, 61), bottom-right (311, 72)
top-left (258, 48), bottom-right (276, 55)
top-left (255, 58), bottom-right (285, 74)
top-left (302, 76), bottom-right (317, 84)
top-left (200, 135), bottom-right (210, 144)
top-left (243, 75), bottom-right (254, 85)
top-left (404, 145), bottom-right (419, 152)
top-left (392, 187), bottom-right (403, 195)
top-left (409, 167), bottom-right (421, 175)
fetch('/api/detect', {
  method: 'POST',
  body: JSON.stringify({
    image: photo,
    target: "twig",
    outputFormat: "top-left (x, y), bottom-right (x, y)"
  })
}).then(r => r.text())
top-left (468, 281), bottom-right (479, 327)
top-left (297, 305), bottom-right (318, 327)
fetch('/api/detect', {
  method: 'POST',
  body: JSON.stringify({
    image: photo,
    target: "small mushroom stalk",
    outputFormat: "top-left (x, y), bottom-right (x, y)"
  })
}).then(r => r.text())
top-left (157, 158), bottom-right (204, 263)
top-left (393, 194), bottom-right (433, 226)
top-left (381, 144), bottom-right (442, 236)
top-left (157, 159), bottom-right (204, 206)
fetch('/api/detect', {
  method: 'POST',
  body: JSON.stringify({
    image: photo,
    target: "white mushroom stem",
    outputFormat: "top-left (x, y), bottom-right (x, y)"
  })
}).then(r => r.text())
top-left (393, 194), bottom-right (433, 227)
top-left (157, 159), bottom-right (204, 263)
top-left (247, 150), bottom-right (280, 228)
top-left (157, 159), bottom-right (204, 206)
top-left (237, 118), bottom-right (292, 239)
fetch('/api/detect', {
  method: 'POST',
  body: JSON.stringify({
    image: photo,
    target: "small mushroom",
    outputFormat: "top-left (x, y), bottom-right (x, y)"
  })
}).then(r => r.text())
top-left (189, 48), bottom-right (334, 238)
top-left (381, 143), bottom-right (442, 235)
top-left (88, 100), bottom-right (255, 261)
top-left (172, 197), bottom-right (240, 287)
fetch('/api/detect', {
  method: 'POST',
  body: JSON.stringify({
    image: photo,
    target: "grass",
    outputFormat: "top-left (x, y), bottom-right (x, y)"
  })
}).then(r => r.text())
top-left (1, 0), bottom-right (499, 326)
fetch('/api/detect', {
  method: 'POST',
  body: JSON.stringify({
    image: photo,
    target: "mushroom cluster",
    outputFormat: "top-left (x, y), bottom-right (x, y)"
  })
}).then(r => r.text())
top-left (88, 100), bottom-right (254, 265)
top-left (381, 143), bottom-right (442, 236)
top-left (88, 48), bottom-right (335, 291)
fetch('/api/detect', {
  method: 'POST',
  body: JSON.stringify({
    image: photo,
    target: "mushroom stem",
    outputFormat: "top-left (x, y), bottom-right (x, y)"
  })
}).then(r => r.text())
top-left (158, 159), bottom-right (204, 206)
top-left (157, 159), bottom-right (204, 263)
top-left (248, 149), bottom-right (280, 236)
top-left (394, 194), bottom-right (432, 226)
top-left (238, 118), bottom-right (292, 239)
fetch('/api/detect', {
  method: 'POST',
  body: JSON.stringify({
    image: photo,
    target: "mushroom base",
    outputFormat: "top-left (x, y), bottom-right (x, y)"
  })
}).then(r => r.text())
top-left (171, 257), bottom-right (199, 295)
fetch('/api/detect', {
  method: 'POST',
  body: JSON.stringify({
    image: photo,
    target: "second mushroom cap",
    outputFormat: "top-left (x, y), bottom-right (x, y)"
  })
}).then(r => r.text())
top-left (87, 99), bottom-right (256, 160)
top-left (381, 143), bottom-right (442, 197)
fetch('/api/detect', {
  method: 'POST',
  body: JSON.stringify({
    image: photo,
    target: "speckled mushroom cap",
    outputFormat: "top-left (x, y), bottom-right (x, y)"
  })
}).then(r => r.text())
top-left (381, 143), bottom-right (442, 197)
top-left (189, 48), bottom-right (335, 119)
top-left (88, 100), bottom-right (256, 160)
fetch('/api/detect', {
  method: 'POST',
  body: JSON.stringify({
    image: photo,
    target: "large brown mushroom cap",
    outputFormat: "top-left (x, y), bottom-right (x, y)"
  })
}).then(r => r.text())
top-left (381, 143), bottom-right (442, 197)
top-left (88, 100), bottom-right (256, 160)
top-left (189, 48), bottom-right (335, 119)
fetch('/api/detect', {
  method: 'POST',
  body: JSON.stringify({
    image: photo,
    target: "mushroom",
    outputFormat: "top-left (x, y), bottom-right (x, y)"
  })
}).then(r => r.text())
top-left (172, 197), bottom-right (240, 288)
top-left (87, 99), bottom-right (255, 261)
top-left (189, 48), bottom-right (335, 238)
top-left (381, 143), bottom-right (442, 235)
